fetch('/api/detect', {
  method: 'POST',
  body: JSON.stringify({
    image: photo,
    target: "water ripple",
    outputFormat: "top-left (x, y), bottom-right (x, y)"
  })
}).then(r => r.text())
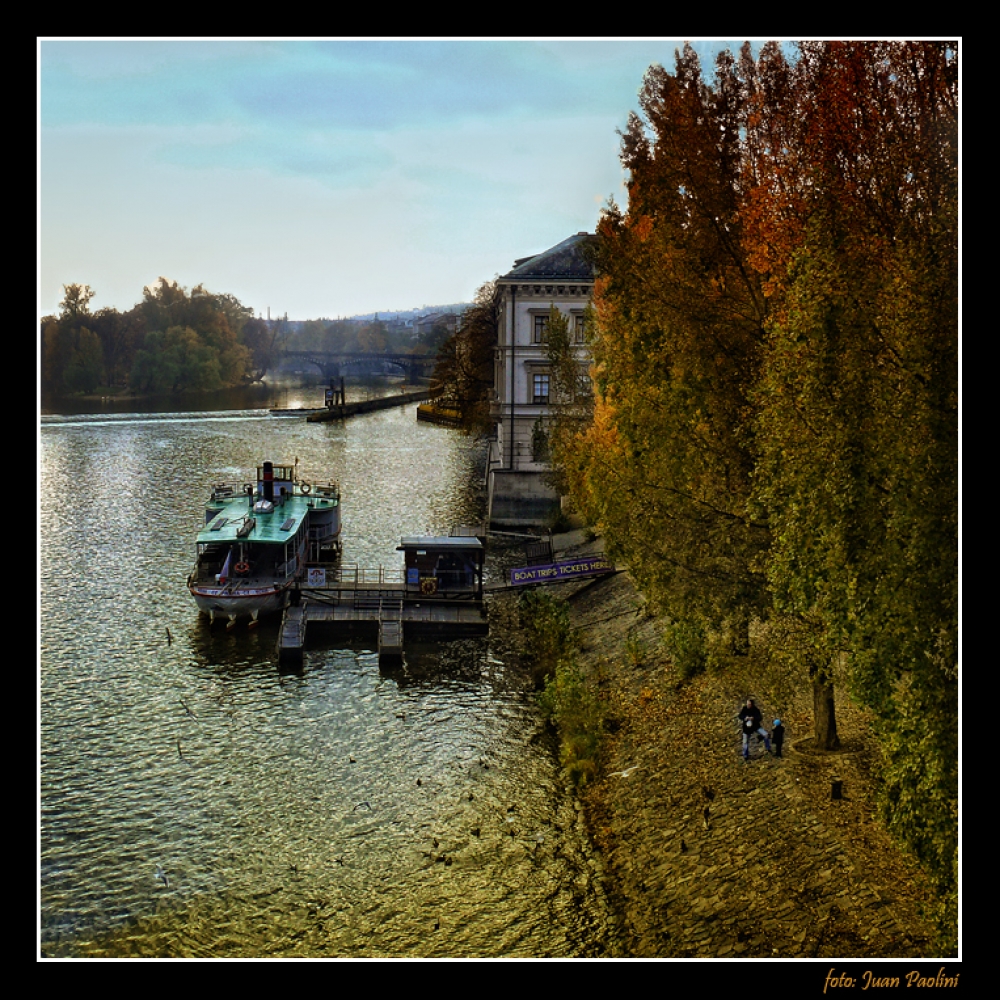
top-left (40, 404), bottom-right (617, 957)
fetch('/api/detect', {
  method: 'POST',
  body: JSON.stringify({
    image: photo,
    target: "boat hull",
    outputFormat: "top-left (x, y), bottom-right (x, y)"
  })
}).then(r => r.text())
top-left (190, 581), bottom-right (294, 622)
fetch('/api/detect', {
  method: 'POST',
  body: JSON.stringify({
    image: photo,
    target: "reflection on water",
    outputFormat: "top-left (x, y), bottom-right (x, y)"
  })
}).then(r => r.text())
top-left (39, 400), bottom-right (618, 957)
top-left (41, 374), bottom-right (416, 419)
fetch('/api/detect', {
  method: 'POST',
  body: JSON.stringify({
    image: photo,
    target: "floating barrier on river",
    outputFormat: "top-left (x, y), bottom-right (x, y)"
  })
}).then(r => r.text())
top-left (305, 389), bottom-right (433, 422)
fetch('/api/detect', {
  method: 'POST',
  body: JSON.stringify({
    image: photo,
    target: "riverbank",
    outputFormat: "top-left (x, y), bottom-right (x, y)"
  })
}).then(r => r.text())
top-left (500, 530), bottom-right (942, 959)
top-left (416, 402), bottom-right (463, 427)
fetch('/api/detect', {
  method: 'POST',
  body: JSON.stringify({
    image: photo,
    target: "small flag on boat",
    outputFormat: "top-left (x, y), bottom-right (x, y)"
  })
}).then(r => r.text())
top-left (219, 548), bottom-right (233, 584)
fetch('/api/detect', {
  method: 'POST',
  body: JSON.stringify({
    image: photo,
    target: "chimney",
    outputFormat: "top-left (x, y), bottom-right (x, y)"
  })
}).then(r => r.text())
top-left (263, 461), bottom-right (274, 503)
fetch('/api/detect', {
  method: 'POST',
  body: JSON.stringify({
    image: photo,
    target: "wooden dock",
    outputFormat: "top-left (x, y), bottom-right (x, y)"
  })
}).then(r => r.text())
top-left (378, 619), bottom-right (403, 663)
top-left (277, 589), bottom-right (487, 664)
top-left (278, 605), bottom-right (308, 662)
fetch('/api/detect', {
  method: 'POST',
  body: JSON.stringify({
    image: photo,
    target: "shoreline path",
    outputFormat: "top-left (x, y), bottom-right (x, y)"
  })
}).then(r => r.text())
top-left (550, 533), bottom-right (939, 959)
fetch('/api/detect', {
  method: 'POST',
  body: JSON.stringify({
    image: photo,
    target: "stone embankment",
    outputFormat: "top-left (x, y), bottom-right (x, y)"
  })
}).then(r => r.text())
top-left (543, 532), bottom-right (939, 959)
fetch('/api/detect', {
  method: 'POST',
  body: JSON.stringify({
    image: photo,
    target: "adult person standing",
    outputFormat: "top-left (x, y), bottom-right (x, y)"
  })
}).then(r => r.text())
top-left (738, 697), bottom-right (771, 760)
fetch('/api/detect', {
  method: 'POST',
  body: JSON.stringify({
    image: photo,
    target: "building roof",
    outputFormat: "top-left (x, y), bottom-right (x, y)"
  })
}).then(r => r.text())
top-left (397, 536), bottom-right (484, 550)
top-left (502, 232), bottom-right (596, 282)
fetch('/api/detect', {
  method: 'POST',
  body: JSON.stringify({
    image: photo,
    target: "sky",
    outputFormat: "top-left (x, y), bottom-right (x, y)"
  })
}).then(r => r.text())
top-left (39, 38), bottom-right (774, 322)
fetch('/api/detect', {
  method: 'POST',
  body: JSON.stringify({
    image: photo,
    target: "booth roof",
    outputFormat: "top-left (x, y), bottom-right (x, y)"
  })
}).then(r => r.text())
top-left (397, 536), bottom-right (484, 550)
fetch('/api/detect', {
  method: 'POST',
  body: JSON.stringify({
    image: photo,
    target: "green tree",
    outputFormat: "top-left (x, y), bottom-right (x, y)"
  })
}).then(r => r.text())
top-left (62, 327), bottom-right (104, 394)
top-left (41, 318), bottom-right (70, 392)
top-left (135, 278), bottom-right (252, 387)
top-left (748, 42), bottom-right (957, 936)
top-left (140, 277), bottom-right (188, 333)
top-left (90, 307), bottom-right (140, 388)
top-left (130, 325), bottom-right (225, 392)
top-left (59, 283), bottom-right (95, 324)
top-left (43, 278), bottom-right (263, 394)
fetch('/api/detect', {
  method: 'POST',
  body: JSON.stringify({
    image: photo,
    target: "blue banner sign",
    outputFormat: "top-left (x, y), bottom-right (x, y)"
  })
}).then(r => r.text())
top-left (509, 556), bottom-right (614, 587)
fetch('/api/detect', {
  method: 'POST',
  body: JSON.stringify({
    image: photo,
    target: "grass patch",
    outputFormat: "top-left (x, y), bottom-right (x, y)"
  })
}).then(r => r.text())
top-left (518, 588), bottom-right (601, 785)
top-left (538, 656), bottom-right (602, 786)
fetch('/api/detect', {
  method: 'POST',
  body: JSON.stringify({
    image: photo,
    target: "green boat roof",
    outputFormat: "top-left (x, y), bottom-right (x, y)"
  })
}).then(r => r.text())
top-left (196, 495), bottom-right (334, 545)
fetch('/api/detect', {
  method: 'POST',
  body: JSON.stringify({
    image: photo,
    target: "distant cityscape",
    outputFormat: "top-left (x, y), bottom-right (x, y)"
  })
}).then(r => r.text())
top-left (278, 303), bottom-right (470, 330)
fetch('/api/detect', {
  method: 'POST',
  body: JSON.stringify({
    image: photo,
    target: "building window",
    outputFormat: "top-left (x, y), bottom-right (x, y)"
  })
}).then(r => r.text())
top-left (533, 314), bottom-right (549, 344)
top-left (532, 373), bottom-right (550, 404)
top-left (574, 314), bottom-right (586, 344)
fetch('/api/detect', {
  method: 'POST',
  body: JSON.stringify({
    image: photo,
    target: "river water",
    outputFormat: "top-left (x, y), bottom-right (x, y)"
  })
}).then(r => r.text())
top-left (39, 384), bottom-right (619, 958)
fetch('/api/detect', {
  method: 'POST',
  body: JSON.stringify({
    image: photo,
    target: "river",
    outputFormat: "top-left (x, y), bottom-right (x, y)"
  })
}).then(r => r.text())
top-left (38, 383), bottom-right (619, 958)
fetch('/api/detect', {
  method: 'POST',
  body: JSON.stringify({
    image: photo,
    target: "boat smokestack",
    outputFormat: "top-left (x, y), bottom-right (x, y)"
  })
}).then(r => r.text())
top-left (263, 461), bottom-right (274, 503)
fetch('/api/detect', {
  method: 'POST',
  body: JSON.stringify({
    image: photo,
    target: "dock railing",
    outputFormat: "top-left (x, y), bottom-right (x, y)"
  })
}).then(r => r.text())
top-left (314, 564), bottom-right (405, 587)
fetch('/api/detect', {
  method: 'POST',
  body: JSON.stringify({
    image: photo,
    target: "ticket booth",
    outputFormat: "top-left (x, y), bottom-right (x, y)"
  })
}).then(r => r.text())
top-left (397, 536), bottom-right (485, 599)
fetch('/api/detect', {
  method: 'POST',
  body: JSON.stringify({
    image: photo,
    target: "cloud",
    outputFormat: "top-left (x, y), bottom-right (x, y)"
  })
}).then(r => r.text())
top-left (39, 38), bottom-right (768, 318)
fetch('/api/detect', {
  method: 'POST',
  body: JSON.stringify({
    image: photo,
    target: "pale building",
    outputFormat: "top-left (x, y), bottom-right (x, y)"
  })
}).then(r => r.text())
top-left (487, 232), bottom-right (596, 528)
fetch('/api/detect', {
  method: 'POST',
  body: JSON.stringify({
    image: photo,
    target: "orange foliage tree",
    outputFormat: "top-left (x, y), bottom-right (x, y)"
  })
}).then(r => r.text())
top-left (558, 41), bottom-right (958, 944)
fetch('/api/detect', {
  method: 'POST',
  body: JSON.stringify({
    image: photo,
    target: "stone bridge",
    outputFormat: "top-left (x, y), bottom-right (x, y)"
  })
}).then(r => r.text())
top-left (282, 350), bottom-right (437, 381)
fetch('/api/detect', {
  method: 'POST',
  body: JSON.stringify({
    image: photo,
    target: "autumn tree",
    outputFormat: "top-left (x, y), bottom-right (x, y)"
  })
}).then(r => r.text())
top-left (316, 318), bottom-right (361, 354)
top-left (41, 284), bottom-right (98, 393)
top-left (571, 44), bottom-right (772, 680)
top-left (240, 316), bottom-right (278, 381)
top-left (416, 317), bottom-right (453, 353)
top-left (555, 39), bottom-right (957, 949)
top-left (357, 318), bottom-right (389, 354)
top-left (130, 279), bottom-right (250, 390)
top-left (746, 41), bottom-right (958, 939)
top-left (431, 281), bottom-right (498, 435)
top-left (543, 305), bottom-right (594, 498)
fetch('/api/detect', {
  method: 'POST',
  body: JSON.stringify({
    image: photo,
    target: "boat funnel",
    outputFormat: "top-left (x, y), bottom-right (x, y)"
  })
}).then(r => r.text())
top-left (263, 461), bottom-right (274, 503)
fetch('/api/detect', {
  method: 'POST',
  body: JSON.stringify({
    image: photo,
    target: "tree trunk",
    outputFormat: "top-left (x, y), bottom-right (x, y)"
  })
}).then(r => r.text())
top-left (811, 668), bottom-right (841, 750)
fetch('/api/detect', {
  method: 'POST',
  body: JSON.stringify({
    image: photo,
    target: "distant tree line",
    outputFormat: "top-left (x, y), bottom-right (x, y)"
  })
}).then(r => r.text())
top-left (40, 279), bottom-right (277, 395)
top-left (41, 276), bottom-right (463, 397)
